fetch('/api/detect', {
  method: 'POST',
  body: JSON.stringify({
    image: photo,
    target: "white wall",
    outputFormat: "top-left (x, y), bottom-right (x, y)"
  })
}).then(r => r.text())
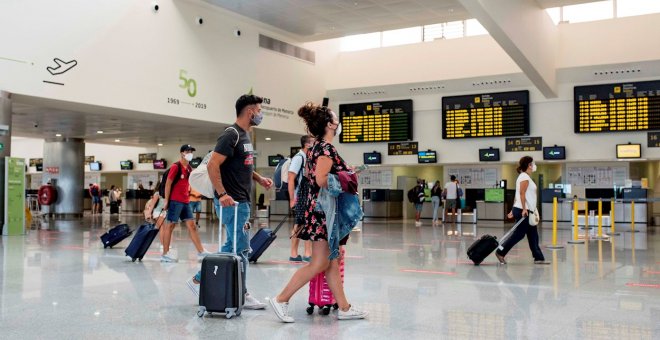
top-left (0, 0), bottom-right (320, 135)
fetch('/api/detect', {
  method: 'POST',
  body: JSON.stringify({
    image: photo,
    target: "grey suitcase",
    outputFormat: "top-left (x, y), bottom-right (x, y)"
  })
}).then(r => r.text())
top-left (197, 203), bottom-right (245, 318)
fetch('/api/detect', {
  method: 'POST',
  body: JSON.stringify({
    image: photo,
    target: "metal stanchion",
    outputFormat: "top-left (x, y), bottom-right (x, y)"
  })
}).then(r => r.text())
top-left (593, 199), bottom-right (608, 240)
top-left (607, 199), bottom-right (620, 236)
top-left (547, 197), bottom-right (564, 249)
top-left (568, 199), bottom-right (584, 244)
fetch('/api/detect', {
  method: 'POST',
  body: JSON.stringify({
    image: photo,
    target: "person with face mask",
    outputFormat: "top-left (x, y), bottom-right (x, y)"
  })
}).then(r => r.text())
top-left (495, 156), bottom-right (550, 265)
top-left (160, 144), bottom-right (211, 263)
top-left (186, 94), bottom-right (273, 310)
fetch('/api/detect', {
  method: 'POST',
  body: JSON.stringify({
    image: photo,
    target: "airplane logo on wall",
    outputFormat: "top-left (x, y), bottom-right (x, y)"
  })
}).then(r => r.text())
top-left (43, 58), bottom-right (78, 85)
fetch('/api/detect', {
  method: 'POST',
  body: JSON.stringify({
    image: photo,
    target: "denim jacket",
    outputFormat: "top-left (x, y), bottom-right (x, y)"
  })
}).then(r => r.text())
top-left (317, 174), bottom-right (363, 260)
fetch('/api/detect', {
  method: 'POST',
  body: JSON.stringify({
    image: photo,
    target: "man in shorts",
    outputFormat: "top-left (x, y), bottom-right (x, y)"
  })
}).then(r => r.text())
top-left (189, 188), bottom-right (203, 228)
top-left (443, 175), bottom-right (459, 223)
top-left (288, 135), bottom-right (313, 262)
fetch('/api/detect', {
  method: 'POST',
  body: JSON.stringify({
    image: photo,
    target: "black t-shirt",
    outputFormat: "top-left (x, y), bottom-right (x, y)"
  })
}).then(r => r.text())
top-left (214, 123), bottom-right (254, 202)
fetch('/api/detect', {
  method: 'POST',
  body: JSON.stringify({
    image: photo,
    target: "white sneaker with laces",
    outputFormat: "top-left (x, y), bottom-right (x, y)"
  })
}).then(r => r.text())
top-left (269, 298), bottom-right (294, 323)
top-left (186, 278), bottom-right (200, 298)
top-left (160, 253), bottom-right (178, 263)
top-left (244, 293), bottom-right (267, 310)
top-left (338, 305), bottom-right (368, 320)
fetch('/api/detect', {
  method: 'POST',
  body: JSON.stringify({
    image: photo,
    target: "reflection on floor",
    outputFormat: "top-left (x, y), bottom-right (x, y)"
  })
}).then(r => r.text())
top-left (1, 214), bottom-right (659, 339)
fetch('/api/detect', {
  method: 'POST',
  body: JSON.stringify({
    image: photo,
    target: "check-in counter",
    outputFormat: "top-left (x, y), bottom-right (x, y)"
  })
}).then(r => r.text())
top-left (476, 189), bottom-right (515, 221)
top-left (540, 188), bottom-right (571, 222)
top-left (363, 189), bottom-right (403, 218)
top-left (614, 188), bottom-right (650, 224)
top-left (123, 189), bottom-right (154, 212)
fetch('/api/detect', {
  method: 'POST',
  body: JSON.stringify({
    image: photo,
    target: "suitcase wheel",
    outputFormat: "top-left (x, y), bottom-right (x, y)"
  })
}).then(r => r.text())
top-left (321, 306), bottom-right (331, 315)
top-left (197, 307), bottom-right (206, 318)
top-left (139, 257), bottom-right (143, 262)
top-left (333, 303), bottom-right (339, 310)
top-left (306, 304), bottom-right (315, 315)
top-left (131, 258), bottom-right (137, 262)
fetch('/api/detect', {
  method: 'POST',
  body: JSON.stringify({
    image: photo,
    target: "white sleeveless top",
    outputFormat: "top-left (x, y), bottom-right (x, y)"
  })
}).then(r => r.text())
top-left (514, 172), bottom-right (536, 209)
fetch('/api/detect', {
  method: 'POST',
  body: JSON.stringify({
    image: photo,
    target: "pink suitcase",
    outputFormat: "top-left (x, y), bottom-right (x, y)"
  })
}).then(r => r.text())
top-left (307, 247), bottom-right (345, 315)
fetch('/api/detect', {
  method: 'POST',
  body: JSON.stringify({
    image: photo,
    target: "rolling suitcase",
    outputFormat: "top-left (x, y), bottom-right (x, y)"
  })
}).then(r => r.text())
top-left (100, 223), bottom-right (132, 249)
top-left (110, 201), bottom-right (119, 214)
top-left (198, 203), bottom-right (244, 319)
top-left (307, 247), bottom-right (345, 315)
top-left (125, 218), bottom-right (163, 262)
top-left (467, 217), bottom-right (524, 265)
top-left (248, 215), bottom-right (288, 263)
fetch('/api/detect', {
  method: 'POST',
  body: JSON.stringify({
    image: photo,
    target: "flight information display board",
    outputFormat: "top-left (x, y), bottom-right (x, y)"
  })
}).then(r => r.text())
top-left (339, 100), bottom-right (413, 143)
top-left (442, 90), bottom-right (530, 139)
top-left (574, 80), bottom-right (660, 133)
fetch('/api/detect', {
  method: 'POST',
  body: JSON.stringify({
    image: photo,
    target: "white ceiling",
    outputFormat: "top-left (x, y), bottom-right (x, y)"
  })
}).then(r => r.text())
top-left (10, 95), bottom-right (301, 147)
top-left (203, 0), bottom-right (600, 41)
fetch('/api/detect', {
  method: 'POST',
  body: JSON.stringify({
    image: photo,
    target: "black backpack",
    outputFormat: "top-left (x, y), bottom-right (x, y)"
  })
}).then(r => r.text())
top-left (159, 161), bottom-right (183, 199)
top-left (407, 188), bottom-right (416, 203)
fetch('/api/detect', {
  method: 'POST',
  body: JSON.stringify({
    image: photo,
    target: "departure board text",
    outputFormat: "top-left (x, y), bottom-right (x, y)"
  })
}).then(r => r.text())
top-left (339, 100), bottom-right (413, 143)
top-left (574, 80), bottom-right (660, 133)
top-left (442, 90), bottom-right (529, 139)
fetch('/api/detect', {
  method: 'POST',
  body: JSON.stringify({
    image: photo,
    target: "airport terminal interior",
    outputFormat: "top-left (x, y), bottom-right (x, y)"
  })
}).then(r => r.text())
top-left (2, 0), bottom-right (660, 338)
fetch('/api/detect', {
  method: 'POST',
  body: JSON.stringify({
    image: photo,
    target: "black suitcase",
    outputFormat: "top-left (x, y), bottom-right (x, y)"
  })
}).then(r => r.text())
top-left (100, 224), bottom-right (132, 249)
top-left (198, 203), bottom-right (244, 319)
top-left (125, 221), bottom-right (161, 262)
top-left (467, 218), bottom-right (524, 265)
top-left (248, 215), bottom-right (287, 263)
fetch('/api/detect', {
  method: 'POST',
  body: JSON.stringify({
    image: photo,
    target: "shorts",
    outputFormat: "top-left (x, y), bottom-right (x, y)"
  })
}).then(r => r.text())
top-left (166, 200), bottom-right (194, 223)
top-left (414, 203), bottom-right (424, 212)
top-left (92, 196), bottom-right (101, 204)
top-left (189, 201), bottom-right (202, 213)
top-left (446, 199), bottom-right (457, 210)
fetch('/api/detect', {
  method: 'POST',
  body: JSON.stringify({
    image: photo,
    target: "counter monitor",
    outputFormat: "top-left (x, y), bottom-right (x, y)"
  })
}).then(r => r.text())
top-left (363, 152), bottom-right (382, 165)
top-left (443, 90), bottom-right (530, 139)
top-left (575, 80), bottom-right (660, 133)
top-left (543, 146), bottom-right (566, 160)
top-left (479, 148), bottom-right (500, 162)
top-left (418, 150), bottom-right (437, 164)
top-left (268, 155), bottom-right (284, 167)
top-left (616, 143), bottom-right (641, 159)
top-left (120, 160), bottom-right (133, 170)
top-left (339, 99), bottom-right (413, 143)
top-left (153, 159), bottom-right (167, 170)
top-left (89, 162), bottom-right (102, 171)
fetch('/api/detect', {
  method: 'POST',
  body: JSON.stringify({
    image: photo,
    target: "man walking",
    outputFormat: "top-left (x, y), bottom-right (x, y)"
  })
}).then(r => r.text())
top-left (186, 94), bottom-right (273, 310)
top-left (160, 144), bottom-right (210, 263)
top-left (288, 135), bottom-right (313, 262)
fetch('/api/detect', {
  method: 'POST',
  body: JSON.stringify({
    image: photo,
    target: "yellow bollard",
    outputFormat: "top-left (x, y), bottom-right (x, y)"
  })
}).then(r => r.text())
top-left (568, 199), bottom-right (584, 244)
top-left (631, 200), bottom-right (636, 233)
top-left (608, 199), bottom-right (620, 236)
top-left (594, 199), bottom-right (607, 240)
top-left (547, 197), bottom-right (564, 249)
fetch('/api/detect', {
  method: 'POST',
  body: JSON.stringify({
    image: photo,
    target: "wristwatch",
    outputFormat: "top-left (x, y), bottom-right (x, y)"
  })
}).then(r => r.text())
top-left (218, 191), bottom-right (227, 198)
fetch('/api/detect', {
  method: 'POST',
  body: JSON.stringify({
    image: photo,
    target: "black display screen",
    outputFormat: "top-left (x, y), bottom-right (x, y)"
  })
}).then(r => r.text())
top-left (363, 152), bottom-right (382, 164)
top-left (479, 148), bottom-right (500, 162)
top-left (268, 155), bottom-right (284, 167)
top-left (575, 80), bottom-right (660, 133)
top-left (339, 99), bottom-right (413, 143)
top-left (120, 161), bottom-right (133, 170)
top-left (418, 150), bottom-right (437, 164)
top-left (443, 90), bottom-right (530, 139)
top-left (543, 146), bottom-right (566, 160)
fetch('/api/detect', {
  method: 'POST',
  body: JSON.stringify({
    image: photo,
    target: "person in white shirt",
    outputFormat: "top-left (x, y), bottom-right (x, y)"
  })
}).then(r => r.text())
top-left (495, 156), bottom-right (549, 265)
top-left (288, 135), bottom-right (313, 262)
top-left (443, 175), bottom-right (459, 223)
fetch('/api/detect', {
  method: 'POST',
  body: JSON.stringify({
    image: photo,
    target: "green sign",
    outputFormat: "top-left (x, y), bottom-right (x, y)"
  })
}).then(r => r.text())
top-left (4, 157), bottom-right (25, 235)
top-left (485, 188), bottom-right (505, 203)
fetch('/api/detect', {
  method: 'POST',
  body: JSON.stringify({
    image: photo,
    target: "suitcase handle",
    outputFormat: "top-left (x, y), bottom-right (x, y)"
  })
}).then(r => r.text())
top-left (217, 202), bottom-right (240, 255)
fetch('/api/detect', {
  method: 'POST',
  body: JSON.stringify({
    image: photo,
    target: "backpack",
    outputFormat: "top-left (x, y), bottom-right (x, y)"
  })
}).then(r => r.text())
top-left (189, 126), bottom-right (241, 198)
top-left (159, 161), bottom-right (183, 199)
top-left (407, 188), bottom-right (416, 203)
top-left (273, 157), bottom-right (291, 190)
top-left (90, 185), bottom-right (99, 197)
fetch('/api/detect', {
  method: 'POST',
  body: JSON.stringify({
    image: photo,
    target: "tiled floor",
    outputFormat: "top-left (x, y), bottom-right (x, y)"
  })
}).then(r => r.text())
top-left (1, 214), bottom-right (659, 339)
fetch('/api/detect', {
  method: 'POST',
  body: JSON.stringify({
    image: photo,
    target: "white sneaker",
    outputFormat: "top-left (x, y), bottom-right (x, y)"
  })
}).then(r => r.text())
top-left (160, 253), bottom-right (178, 263)
top-left (415, 221), bottom-right (422, 226)
top-left (197, 249), bottom-right (212, 261)
top-left (244, 293), bottom-right (267, 310)
top-left (337, 305), bottom-right (368, 320)
top-left (186, 278), bottom-right (200, 298)
top-left (269, 298), bottom-right (294, 323)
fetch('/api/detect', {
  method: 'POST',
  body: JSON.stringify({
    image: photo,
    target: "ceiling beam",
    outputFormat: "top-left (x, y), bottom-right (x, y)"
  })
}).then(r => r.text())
top-left (458, 0), bottom-right (559, 98)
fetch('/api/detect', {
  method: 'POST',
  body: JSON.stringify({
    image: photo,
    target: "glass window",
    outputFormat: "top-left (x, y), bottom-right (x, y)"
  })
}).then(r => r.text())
top-left (382, 26), bottom-right (423, 47)
top-left (465, 19), bottom-right (488, 36)
top-left (617, 0), bottom-right (660, 17)
top-left (443, 21), bottom-right (465, 39)
top-left (423, 23), bottom-right (444, 42)
top-left (545, 7), bottom-right (561, 25)
top-left (340, 32), bottom-right (381, 52)
top-left (563, 0), bottom-right (613, 23)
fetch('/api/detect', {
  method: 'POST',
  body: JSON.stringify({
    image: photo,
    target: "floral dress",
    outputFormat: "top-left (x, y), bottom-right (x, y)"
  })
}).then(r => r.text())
top-left (297, 140), bottom-right (348, 242)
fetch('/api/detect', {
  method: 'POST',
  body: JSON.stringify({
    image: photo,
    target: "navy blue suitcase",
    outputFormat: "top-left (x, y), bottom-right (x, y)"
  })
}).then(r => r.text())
top-left (467, 217), bottom-right (524, 265)
top-left (248, 215), bottom-right (287, 263)
top-left (125, 222), bottom-right (160, 262)
top-left (100, 224), bottom-right (132, 249)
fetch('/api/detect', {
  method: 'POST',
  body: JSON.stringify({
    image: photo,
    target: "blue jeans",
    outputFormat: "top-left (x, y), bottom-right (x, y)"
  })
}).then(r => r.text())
top-left (195, 199), bottom-right (250, 289)
top-left (496, 207), bottom-right (545, 261)
top-left (166, 200), bottom-right (193, 223)
top-left (431, 196), bottom-right (441, 221)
